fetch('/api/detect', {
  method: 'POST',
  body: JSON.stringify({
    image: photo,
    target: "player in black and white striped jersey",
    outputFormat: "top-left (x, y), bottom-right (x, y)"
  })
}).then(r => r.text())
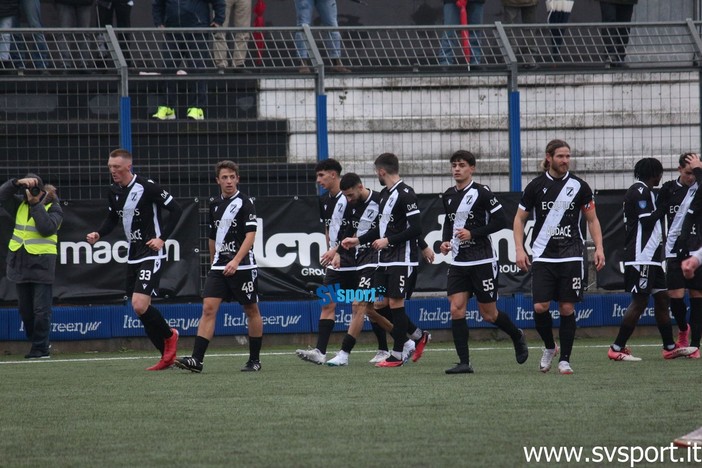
top-left (440, 150), bottom-right (528, 374)
top-left (513, 139), bottom-right (605, 375)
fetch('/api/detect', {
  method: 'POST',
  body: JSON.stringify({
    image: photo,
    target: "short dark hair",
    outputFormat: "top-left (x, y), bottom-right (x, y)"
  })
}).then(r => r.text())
top-left (450, 150), bottom-right (476, 166)
top-left (314, 158), bottom-right (342, 174)
top-left (374, 152), bottom-right (399, 174)
top-left (215, 160), bottom-right (239, 178)
top-left (340, 172), bottom-right (362, 191)
top-left (109, 148), bottom-right (133, 161)
top-left (634, 157), bottom-right (664, 181)
top-left (679, 152), bottom-right (697, 168)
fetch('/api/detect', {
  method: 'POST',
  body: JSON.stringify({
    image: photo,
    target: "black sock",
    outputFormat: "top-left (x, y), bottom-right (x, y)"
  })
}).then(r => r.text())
top-left (670, 298), bottom-right (689, 331)
top-left (658, 322), bottom-right (675, 349)
top-left (192, 336), bottom-right (210, 362)
top-left (139, 306), bottom-right (171, 354)
top-left (407, 319), bottom-right (418, 336)
top-left (559, 314), bottom-right (576, 362)
top-left (493, 310), bottom-right (521, 341)
top-left (690, 298), bottom-right (702, 348)
top-left (371, 321), bottom-right (388, 351)
top-left (390, 307), bottom-right (409, 353)
top-left (533, 311), bottom-right (555, 349)
top-left (341, 334), bottom-right (356, 353)
top-left (613, 324), bottom-right (635, 349)
top-left (315, 319), bottom-right (335, 354)
top-left (451, 318), bottom-right (470, 364)
top-left (249, 336), bottom-right (262, 361)
top-left (377, 306), bottom-right (392, 323)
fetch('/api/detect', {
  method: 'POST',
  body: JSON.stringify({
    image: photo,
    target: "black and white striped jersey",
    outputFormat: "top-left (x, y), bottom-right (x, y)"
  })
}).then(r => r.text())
top-left (378, 180), bottom-right (420, 267)
top-left (623, 181), bottom-right (663, 266)
top-left (519, 171), bottom-right (594, 263)
top-left (208, 191), bottom-right (257, 271)
top-left (352, 189), bottom-right (381, 269)
top-left (319, 190), bottom-right (347, 250)
top-left (660, 178), bottom-right (699, 258)
top-left (442, 181), bottom-right (502, 265)
top-left (102, 174), bottom-right (181, 264)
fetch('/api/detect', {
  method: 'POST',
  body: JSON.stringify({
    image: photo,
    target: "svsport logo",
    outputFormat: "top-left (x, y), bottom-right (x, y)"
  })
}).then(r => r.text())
top-left (316, 283), bottom-right (385, 304)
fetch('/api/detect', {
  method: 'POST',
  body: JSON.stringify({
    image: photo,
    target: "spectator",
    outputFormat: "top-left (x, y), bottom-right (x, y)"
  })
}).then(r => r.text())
top-left (439, 0), bottom-right (485, 67)
top-left (16, 0), bottom-right (50, 72)
top-left (55, 0), bottom-right (95, 71)
top-left (96, 0), bottom-right (133, 66)
top-left (0, 175), bottom-right (63, 359)
top-left (0, 0), bottom-right (19, 72)
top-left (598, 0), bottom-right (638, 66)
top-left (500, 0), bottom-right (539, 66)
top-left (152, 0), bottom-right (225, 120)
top-left (294, 0), bottom-right (350, 73)
top-left (213, 0), bottom-right (251, 73)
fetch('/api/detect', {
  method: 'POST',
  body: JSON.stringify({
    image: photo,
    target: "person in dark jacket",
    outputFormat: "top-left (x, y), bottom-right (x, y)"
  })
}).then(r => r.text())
top-left (151, 0), bottom-right (226, 121)
top-left (0, 174), bottom-right (63, 358)
top-left (598, 0), bottom-right (638, 66)
top-left (55, 0), bottom-right (95, 70)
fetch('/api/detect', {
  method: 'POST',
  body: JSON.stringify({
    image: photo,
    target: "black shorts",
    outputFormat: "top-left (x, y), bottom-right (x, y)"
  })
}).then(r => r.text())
top-left (667, 258), bottom-right (702, 291)
top-left (373, 265), bottom-right (416, 300)
top-left (447, 261), bottom-right (499, 303)
top-left (321, 268), bottom-right (358, 304)
top-left (126, 259), bottom-right (163, 297)
top-left (624, 264), bottom-right (666, 295)
top-left (531, 261), bottom-right (584, 304)
top-left (357, 267), bottom-right (376, 291)
top-left (203, 268), bottom-right (259, 304)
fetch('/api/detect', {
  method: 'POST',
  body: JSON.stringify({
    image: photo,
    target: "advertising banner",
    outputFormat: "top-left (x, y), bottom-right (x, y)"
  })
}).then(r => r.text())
top-left (0, 199), bottom-right (201, 303)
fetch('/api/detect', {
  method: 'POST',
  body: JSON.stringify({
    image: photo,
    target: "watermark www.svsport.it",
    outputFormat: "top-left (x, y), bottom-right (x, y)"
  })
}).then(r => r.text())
top-left (523, 444), bottom-right (702, 467)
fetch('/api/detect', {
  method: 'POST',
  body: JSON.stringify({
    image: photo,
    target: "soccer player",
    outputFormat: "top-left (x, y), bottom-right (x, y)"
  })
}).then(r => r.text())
top-left (513, 139), bottom-right (605, 375)
top-left (661, 153), bottom-right (702, 357)
top-left (341, 153), bottom-right (423, 367)
top-left (440, 150), bottom-right (528, 374)
top-left (296, 158), bottom-right (353, 365)
top-left (325, 172), bottom-right (433, 367)
top-left (608, 157), bottom-right (698, 361)
top-left (86, 149), bottom-right (183, 370)
top-left (175, 161), bottom-right (263, 372)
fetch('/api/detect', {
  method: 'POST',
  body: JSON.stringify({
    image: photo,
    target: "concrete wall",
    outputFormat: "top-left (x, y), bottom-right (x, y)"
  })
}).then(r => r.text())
top-left (259, 71), bottom-right (700, 193)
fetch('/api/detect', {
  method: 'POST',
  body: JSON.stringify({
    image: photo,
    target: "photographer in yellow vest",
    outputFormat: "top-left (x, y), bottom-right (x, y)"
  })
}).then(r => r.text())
top-left (0, 174), bottom-right (63, 359)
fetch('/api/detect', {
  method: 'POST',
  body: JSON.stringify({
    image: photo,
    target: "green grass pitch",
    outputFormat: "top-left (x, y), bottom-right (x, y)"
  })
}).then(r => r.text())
top-left (1, 337), bottom-right (700, 467)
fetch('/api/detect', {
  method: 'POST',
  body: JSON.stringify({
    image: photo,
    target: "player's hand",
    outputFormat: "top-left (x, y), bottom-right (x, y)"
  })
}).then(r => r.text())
top-left (516, 250), bottom-right (530, 272)
top-left (455, 228), bottom-right (471, 241)
top-left (341, 237), bottom-right (359, 249)
top-left (320, 247), bottom-right (337, 267)
top-left (372, 238), bottom-right (389, 250)
top-left (439, 241), bottom-right (451, 255)
top-left (682, 256), bottom-right (700, 279)
top-left (685, 153), bottom-right (702, 169)
top-left (331, 253), bottom-right (341, 269)
top-left (223, 258), bottom-right (240, 276)
top-left (86, 232), bottom-right (100, 244)
top-left (146, 238), bottom-right (165, 251)
top-left (422, 246), bottom-right (435, 264)
top-left (593, 249), bottom-right (605, 271)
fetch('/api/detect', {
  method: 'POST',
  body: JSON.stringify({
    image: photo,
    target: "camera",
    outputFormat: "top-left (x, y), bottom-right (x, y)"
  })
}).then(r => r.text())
top-left (22, 185), bottom-right (41, 196)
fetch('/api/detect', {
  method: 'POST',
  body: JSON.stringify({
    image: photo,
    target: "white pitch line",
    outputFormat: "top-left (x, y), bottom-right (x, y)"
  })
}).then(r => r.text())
top-left (0, 343), bottom-right (666, 365)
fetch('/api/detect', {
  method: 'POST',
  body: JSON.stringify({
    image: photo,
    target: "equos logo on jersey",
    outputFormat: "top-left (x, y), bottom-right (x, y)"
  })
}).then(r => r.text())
top-left (316, 283), bottom-right (385, 304)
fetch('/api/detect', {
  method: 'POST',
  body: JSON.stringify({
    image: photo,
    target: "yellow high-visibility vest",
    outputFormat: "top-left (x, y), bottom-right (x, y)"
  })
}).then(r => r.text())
top-left (8, 202), bottom-right (58, 255)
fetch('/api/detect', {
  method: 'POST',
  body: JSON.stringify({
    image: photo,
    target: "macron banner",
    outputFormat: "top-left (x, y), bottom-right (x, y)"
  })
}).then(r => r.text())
top-left (0, 199), bottom-right (201, 303)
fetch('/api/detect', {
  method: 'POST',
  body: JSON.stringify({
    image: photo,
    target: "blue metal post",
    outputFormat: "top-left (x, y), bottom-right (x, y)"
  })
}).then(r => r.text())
top-left (508, 90), bottom-right (521, 192)
top-left (316, 93), bottom-right (329, 162)
top-left (119, 96), bottom-right (132, 152)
